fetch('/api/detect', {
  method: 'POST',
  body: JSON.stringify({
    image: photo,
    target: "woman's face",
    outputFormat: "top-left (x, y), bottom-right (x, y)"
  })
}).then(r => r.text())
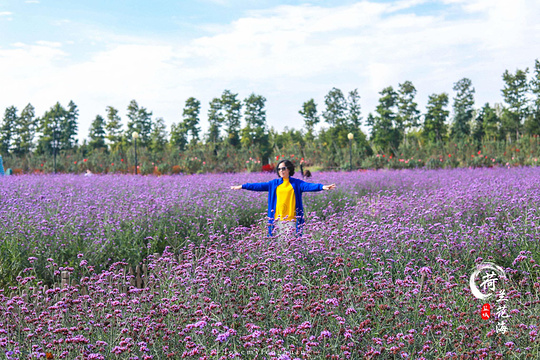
top-left (278, 164), bottom-right (290, 179)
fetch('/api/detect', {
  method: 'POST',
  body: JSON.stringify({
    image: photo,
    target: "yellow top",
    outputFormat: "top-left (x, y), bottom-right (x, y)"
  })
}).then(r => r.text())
top-left (275, 178), bottom-right (296, 221)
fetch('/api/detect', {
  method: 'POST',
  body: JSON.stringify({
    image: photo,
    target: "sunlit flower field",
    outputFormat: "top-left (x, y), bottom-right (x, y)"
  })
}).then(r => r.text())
top-left (0, 168), bottom-right (539, 359)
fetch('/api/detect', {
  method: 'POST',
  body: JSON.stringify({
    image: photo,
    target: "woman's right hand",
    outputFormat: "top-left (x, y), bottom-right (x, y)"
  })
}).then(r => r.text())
top-left (230, 185), bottom-right (242, 190)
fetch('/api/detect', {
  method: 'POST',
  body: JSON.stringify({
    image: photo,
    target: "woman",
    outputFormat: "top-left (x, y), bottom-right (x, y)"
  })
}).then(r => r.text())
top-left (230, 159), bottom-right (336, 236)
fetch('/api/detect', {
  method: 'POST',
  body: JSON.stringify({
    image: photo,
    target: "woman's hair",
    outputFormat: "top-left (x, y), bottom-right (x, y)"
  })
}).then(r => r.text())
top-left (276, 159), bottom-right (295, 177)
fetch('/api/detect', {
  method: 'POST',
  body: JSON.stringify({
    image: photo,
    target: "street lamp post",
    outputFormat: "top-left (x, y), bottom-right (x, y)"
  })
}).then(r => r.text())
top-left (133, 131), bottom-right (139, 175)
top-left (348, 133), bottom-right (354, 171)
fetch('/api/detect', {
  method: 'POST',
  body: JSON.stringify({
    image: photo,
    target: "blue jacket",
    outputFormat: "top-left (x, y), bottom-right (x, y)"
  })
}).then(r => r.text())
top-left (242, 176), bottom-right (324, 236)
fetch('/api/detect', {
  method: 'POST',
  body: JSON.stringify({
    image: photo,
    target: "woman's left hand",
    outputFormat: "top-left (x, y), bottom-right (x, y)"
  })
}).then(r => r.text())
top-left (323, 184), bottom-right (336, 190)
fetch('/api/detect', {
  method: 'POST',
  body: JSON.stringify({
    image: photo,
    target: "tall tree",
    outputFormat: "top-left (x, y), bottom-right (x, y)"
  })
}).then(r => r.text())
top-left (220, 90), bottom-right (242, 147)
top-left (170, 122), bottom-right (188, 151)
top-left (126, 100), bottom-right (153, 146)
top-left (322, 88), bottom-right (347, 127)
top-left (150, 117), bottom-right (168, 154)
top-left (423, 93), bottom-right (450, 143)
top-left (241, 93), bottom-right (268, 148)
top-left (470, 109), bottom-right (483, 143)
top-left (105, 106), bottom-right (123, 151)
top-left (525, 59), bottom-right (540, 136)
top-left (13, 103), bottom-right (36, 155)
top-left (207, 98), bottom-right (223, 144)
top-left (397, 81), bottom-right (420, 137)
top-left (60, 100), bottom-right (79, 150)
top-left (474, 103), bottom-right (500, 141)
top-left (0, 106), bottom-right (18, 154)
top-left (368, 86), bottom-right (401, 152)
top-left (299, 99), bottom-right (319, 142)
top-left (243, 93), bottom-right (267, 129)
top-left (321, 88), bottom-right (364, 148)
top-left (88, 115), bottom-right (107, 151)
top-left (182, 97), bottom-right (201, 145)
top-left (36, 102), bottom-right (65, 155)
top-left (347, 89), bottom-right (362, 128)
top-left (501, 68), bottom-right (529, 140)
top-left (450, 78), bottom-right (475, 141)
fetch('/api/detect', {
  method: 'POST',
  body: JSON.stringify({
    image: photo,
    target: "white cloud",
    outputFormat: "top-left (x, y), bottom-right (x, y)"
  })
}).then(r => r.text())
top-left (0, 11), bottom-right (13, 16)
top-left (35, 41), bottom-right (63, 47)
top-left (1, 0), bottom-right (539, 139)
top-left (180, 2), bottom-right (392, 81)
top-left (0, 42), bottom-right (69, 110)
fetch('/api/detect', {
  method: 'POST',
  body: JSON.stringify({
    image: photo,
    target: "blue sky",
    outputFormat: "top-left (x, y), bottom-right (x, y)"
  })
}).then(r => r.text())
top-left (1, 0), bottom-right (539, 141)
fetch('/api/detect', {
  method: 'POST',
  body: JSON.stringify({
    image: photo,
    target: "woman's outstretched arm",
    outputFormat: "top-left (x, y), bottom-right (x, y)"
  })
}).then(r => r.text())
top-left (299, 181), bottom-right (336, 192)
top-left (230, 182), bottom-right (270, 191)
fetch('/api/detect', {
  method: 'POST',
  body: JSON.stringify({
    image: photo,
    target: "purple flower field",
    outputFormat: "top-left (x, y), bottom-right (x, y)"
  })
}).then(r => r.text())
top-left (0, 168), bottom-right (539, 359)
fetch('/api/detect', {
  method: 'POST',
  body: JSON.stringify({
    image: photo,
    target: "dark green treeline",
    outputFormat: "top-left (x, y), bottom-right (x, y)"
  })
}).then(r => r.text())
top-left (1, 60), bottom-right (540, 174)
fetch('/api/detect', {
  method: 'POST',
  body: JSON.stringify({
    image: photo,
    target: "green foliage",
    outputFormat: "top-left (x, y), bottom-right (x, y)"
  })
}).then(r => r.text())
top-left (360, 154), bottom-right (387, 169)
top-left (320, 87), bottom-right (364, 149)
top-left (271, 126), bottom-right (304, 152)
top-left (322, 87), bottom-right (347, 127)
top-left (423, 93), bottom-right (449, 143)
top-left (243, 93), bottom-right (267, 130)
top-left (0, 105), bottom-right (17, 154)
top-left (207, 97), bottom-right (223, 144)
top-left (12, 103), bottom-right (37, 156)
top-left (368, 86), bottom-right (401, 153)
top-left (36, 102), bottom-right (65, 155)
top-left (170, 121), bottom-right (188, 151)
top-left (149, 117), bottom-right (168, 154)
top-left (299, 98), bottom-right (319, 142)
top-left (347, 89), bottom-right (362, 128)
top-left (182, 97), bottom-right (201, 143)
top-left (221, 90), bottom-right (242, 148)
top-left (88, 114), bottom-right (107, 152)
top-left (105, 106), bottom-right (123, 151)
top-left (450, 78), bottom-right (475, 141)
top-left (525, 60), bottom-right (540, 136)
top-left (126, 99), bottom-right (153, 146)
top-left (35, 101), bottom-right (79, 154)
top-left (241, 93), bottom-right (271, 162)
top-left (397, 80), bottom-right (420, 131)
top-left (61, 100), bottom-right (79, 150)
top-left (501, 68), bottom-right (529, 140)
top-left (4, 61), bottom-right (540, 174)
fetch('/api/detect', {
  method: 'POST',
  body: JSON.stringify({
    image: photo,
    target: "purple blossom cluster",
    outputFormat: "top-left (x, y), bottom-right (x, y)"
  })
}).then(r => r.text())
top-left (0, 167), bottom-right (539, 358)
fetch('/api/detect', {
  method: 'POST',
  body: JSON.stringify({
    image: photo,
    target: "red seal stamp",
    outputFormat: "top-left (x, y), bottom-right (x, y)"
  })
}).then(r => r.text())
top-left (481, 303), bottom-right (490, 320)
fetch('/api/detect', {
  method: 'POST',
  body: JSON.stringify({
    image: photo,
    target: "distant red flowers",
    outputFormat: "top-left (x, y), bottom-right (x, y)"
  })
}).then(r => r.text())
top-left (262, 164), bottom-right (274, 172)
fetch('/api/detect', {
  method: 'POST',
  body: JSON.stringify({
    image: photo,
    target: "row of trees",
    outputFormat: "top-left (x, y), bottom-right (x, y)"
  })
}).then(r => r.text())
top-left (1, 59), bottom-right (540, 172)
top-left (367, 60), bottom-right (540, 153)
